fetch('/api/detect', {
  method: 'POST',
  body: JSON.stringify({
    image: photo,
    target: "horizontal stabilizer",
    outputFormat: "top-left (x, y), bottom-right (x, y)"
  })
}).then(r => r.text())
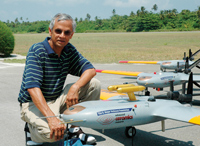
top-left (188, 58), bottom-right (200, 70)
top-left (190, 49), bottom-right (200, 58)
top-left (154, 103), bottom-right (200, 125)
top-left (100, 89), bottom-right (126, 100)
top-left (108, 84), bottom-right (135, 91)
top-left (108, 84), bottom-right (145, 101)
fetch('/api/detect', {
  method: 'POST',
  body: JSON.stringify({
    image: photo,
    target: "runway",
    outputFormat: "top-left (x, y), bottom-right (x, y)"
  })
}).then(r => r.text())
top-left (1, 62), bottom-right (200, 146)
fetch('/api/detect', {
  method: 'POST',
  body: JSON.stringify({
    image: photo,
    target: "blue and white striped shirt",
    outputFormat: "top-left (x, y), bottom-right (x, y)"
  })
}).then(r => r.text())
top-left (18, 37), bottom-right (94, 103)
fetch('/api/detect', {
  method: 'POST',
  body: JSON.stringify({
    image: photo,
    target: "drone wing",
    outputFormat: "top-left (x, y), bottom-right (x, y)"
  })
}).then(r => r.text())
top-left (119, 61), bottom-right (160, 64)
top-left (96, 69), bottom-right (142, 76)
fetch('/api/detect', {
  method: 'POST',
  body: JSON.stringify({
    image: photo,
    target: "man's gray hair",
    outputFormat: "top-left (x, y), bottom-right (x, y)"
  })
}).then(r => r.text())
top-left (49, 13), bottom-right (76, 32)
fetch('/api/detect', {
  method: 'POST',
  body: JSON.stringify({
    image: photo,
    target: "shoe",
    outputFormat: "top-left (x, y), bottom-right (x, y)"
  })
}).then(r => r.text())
top-left (68, 127), bottom-right (96, 145)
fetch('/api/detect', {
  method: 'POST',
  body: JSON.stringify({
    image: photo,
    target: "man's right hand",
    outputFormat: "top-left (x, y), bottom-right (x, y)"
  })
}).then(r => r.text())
top-left (48, 117), bottom-right (66, 141)
top-left (28, 87), bottom-right (66, 141)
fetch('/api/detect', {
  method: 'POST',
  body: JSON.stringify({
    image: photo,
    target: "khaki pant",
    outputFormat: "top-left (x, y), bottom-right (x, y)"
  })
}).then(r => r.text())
top-left (20, 78), bottom-right (101, 143)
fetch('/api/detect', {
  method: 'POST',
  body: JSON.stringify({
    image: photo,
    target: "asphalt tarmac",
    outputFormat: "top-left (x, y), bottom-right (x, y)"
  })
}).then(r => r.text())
top-left (1, 58), bottom-right (200, 146)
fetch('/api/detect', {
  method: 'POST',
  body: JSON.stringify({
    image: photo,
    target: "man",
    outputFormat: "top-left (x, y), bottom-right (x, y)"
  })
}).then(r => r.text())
top-left (18, 13), bottom-right (101, 144)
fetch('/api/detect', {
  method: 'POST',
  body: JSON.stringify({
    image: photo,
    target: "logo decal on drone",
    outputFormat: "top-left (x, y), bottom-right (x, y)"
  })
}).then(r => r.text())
top-left (97, 115), bottom-right (115, 125)
top-left (97, 108), bottom-right (132, 116)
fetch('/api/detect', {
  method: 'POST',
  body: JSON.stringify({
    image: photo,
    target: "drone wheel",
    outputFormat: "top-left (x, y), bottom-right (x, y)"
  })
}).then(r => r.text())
top-left (125, 126), bottom-right (136, 138)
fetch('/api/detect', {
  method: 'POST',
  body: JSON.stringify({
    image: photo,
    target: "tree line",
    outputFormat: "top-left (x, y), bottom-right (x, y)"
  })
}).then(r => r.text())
top-left (4, 4), bottom-right (200, 33)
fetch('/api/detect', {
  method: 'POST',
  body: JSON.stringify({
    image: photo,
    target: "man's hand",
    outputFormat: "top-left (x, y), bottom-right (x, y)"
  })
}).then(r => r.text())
top-left (65, 84), bottom-right (79, 108)
top-left (65, 68), bottom-right (96, 108)
top-left (27, 88), bottom-right (66, 141)
top-left (48, 117), bottom-right (66, 141)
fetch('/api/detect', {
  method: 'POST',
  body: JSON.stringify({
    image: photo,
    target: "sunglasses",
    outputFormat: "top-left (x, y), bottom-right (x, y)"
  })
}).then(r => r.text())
top-left (54, 29), bottom-right (72, 36)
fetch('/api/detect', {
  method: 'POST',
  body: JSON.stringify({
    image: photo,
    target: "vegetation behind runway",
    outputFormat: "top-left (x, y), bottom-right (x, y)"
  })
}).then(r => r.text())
top-left (4, 6), bottom-right (200, 33)
top-left (10, 32), bottom-right (200, 63)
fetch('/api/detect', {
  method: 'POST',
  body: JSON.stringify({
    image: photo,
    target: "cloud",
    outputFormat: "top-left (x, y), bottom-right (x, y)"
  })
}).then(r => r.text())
top-left (3, 0), bottom-right (91, 5)
top-left (103, 0), bottom-right (171, 10)
top-left (54, 0), bottom-right (91, 6)
top-left (104, 0), bottom-right (148, 8)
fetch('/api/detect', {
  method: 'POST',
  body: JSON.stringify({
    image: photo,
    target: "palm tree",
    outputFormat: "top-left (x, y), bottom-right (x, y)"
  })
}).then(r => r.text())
top-left (159, 10), bottom-right (165, 20)
top-left (130, 11), bottom-right (135, 17)
top-left (141, 6), bottom-right (145, 13)
top-left (172, 9), bottom-right (178, 16)
top-left (197, 6), bottom-right (200, 19)
top-left (137, 10), bottom-right (141, 16)
top-left (95, 16), bottom-right (98, 21)
top-left (152, 4), bottom-right (158, 11)
top-left (15, 17), bottom-right (19, 24)
top-left (140, 6), bottom-right (147, 15)
top-left (112, 9), bottom-right (116, 15)
top-left (86, 13), bottom-right (91, 21)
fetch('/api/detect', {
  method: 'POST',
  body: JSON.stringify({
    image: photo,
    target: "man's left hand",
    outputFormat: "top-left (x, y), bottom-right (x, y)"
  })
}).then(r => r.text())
top-left (65, 84), bottom-right (79, 108)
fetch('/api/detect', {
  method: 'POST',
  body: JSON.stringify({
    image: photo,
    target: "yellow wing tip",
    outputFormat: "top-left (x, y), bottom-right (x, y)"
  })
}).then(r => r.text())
top-left (189, 115), bottom-right (200, 125)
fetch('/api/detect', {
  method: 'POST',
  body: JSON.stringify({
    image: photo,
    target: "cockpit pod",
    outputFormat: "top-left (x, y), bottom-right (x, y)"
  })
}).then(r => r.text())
top-left (137, 76), bottom-right (152, 81)
top-left (136, 72), bottom-right (153, 86)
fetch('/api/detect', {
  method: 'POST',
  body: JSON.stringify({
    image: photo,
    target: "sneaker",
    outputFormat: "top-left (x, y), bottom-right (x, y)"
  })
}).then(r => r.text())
top-left (68, 127), bottom-right (96, 145)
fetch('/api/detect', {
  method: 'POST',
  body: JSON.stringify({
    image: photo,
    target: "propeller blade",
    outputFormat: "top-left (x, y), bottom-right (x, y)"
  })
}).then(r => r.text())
top-left (186, 57), bottom-right (189, 69)
top-left (189, 49), bottom-right (192, 59)
top-left (187, 72), bottom-right (193, 95)
top-left (183, 52), bottom-right (186, 60)
top-left (184, 57), bottom-right (190, 74)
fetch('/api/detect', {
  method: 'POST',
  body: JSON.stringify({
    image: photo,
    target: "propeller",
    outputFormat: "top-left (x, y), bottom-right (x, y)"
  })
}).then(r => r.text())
top-left (175, 62), bottom-right (182, 72)
top-left (184, 57), bottom-right (191, 74)
top-left (187, 72), bottom-right (193, 95)
top-left (189, 49), bottom-right (194, 61)
top-left (183, 52), bottom-right (186, 60)
top-left (167, 72), bottom-right (193, 103)
top-left (178, 72), bottom-right (193, 103)
top-left (189, 49), bottom-right (200, 61)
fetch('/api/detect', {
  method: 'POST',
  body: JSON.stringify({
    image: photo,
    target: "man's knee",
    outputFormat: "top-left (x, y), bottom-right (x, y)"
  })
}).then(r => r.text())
top-left (91, 78), bottom-right (101, 90)
top-left (79, 78), bottom-right (101, 102)
top-left (89, 78), bottom-right (101, 100)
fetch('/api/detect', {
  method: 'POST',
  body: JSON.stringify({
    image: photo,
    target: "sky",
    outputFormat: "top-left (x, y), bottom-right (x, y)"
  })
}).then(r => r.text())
top-left (1, 0), bottom-right (200, 22)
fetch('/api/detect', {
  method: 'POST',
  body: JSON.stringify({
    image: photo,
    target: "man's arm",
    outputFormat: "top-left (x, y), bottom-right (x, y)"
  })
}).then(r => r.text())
top-left (66, 68), bottom-right (96, 108)
top-left (27, 87), bottom-right (66, 141)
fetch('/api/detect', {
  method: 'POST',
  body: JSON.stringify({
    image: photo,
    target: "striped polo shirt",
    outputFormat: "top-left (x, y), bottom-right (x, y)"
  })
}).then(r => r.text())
top-left (18, 37), bottom-right (94, 103)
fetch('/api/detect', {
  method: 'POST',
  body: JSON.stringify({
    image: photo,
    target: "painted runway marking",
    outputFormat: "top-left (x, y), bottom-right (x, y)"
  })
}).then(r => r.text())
top-left (0, 62), bottom-right (25, 69)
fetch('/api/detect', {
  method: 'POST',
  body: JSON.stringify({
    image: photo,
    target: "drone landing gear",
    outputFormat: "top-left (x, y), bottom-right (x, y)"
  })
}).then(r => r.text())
top-left (125, 126), bottom-right (136, 146)
top-left (125, 126), bottom-right (136, 138)
top-left (145, 87), bottom-right (150, 96)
